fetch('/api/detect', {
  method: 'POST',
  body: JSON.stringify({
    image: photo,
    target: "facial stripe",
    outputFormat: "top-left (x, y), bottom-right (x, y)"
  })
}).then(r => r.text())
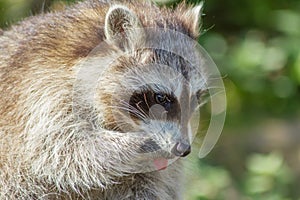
top-left (179, 82), bottom-right (191, 143)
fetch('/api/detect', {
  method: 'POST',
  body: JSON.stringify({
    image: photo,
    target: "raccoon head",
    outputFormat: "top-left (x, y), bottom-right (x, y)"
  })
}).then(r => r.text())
top-left (94, 3), bottom-right (206, 170)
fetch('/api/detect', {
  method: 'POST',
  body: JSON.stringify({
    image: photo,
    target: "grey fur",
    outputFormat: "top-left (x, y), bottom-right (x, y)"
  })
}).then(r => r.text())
top-left (0, 0), bottom-right (203, 199)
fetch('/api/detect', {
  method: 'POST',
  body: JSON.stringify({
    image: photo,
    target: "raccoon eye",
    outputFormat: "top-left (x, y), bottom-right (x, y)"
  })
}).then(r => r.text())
top-left (155, 93), bottom-right (167, 104)
top-left (155, 93), bottom-right (171, 109)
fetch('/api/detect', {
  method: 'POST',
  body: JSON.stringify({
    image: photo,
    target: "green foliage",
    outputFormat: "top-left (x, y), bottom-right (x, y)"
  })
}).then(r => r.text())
top-left (185, 152), bottom-right (295, 200)
top-left (244, 152), bottom-right (293, 199)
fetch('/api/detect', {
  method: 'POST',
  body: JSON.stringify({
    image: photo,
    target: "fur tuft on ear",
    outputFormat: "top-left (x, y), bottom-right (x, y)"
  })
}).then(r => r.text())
top-left (180, 2), bottom-right (204, 36)
top-left (104, 5), bottom-right (144, 51)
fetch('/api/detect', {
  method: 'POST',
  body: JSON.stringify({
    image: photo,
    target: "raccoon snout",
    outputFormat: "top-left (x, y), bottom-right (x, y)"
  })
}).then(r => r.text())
top-left (171, 142), bottom-right (191, 157)
top-left (139, 139), bottom-right (161, 153)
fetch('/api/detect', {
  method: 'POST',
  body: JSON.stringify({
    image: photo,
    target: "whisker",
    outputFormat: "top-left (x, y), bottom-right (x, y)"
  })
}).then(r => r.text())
top-left (107, 103), bottom-right (147, 120)
top-left (119, 100), bottom-right (148, 119)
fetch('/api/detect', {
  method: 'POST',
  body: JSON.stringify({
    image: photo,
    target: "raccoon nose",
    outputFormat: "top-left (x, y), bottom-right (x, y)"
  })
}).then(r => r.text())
top-left (172, 142), bottom-right (191, 157)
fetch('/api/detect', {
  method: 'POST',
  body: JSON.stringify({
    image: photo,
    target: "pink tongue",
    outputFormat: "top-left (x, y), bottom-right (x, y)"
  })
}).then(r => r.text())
top-left (153, 158), bottom-right (168, 171)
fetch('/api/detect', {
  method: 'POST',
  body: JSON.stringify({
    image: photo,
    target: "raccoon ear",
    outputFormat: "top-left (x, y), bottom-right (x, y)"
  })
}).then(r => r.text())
top-left (182, 3), bottom-right (204, 36)
top-left (105, 5), bottom-right (144, 51)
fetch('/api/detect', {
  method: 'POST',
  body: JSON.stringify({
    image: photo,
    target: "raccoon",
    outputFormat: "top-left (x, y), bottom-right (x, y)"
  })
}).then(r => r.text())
top-left (0, 0), bottom-right (206, 199)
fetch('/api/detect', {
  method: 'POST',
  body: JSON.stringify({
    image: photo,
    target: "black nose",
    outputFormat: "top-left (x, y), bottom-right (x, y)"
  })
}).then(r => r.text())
top-left (172, 142), bottom-right (191, 157)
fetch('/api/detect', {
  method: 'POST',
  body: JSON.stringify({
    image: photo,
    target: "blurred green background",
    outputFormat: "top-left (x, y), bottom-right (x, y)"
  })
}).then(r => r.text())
top-left (0, 0), bottom-right (299, 199)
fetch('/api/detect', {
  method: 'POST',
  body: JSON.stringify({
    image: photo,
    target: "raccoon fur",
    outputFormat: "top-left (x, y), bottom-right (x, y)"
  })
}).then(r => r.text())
top-left (0, 0), bottom-right (205, 199)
